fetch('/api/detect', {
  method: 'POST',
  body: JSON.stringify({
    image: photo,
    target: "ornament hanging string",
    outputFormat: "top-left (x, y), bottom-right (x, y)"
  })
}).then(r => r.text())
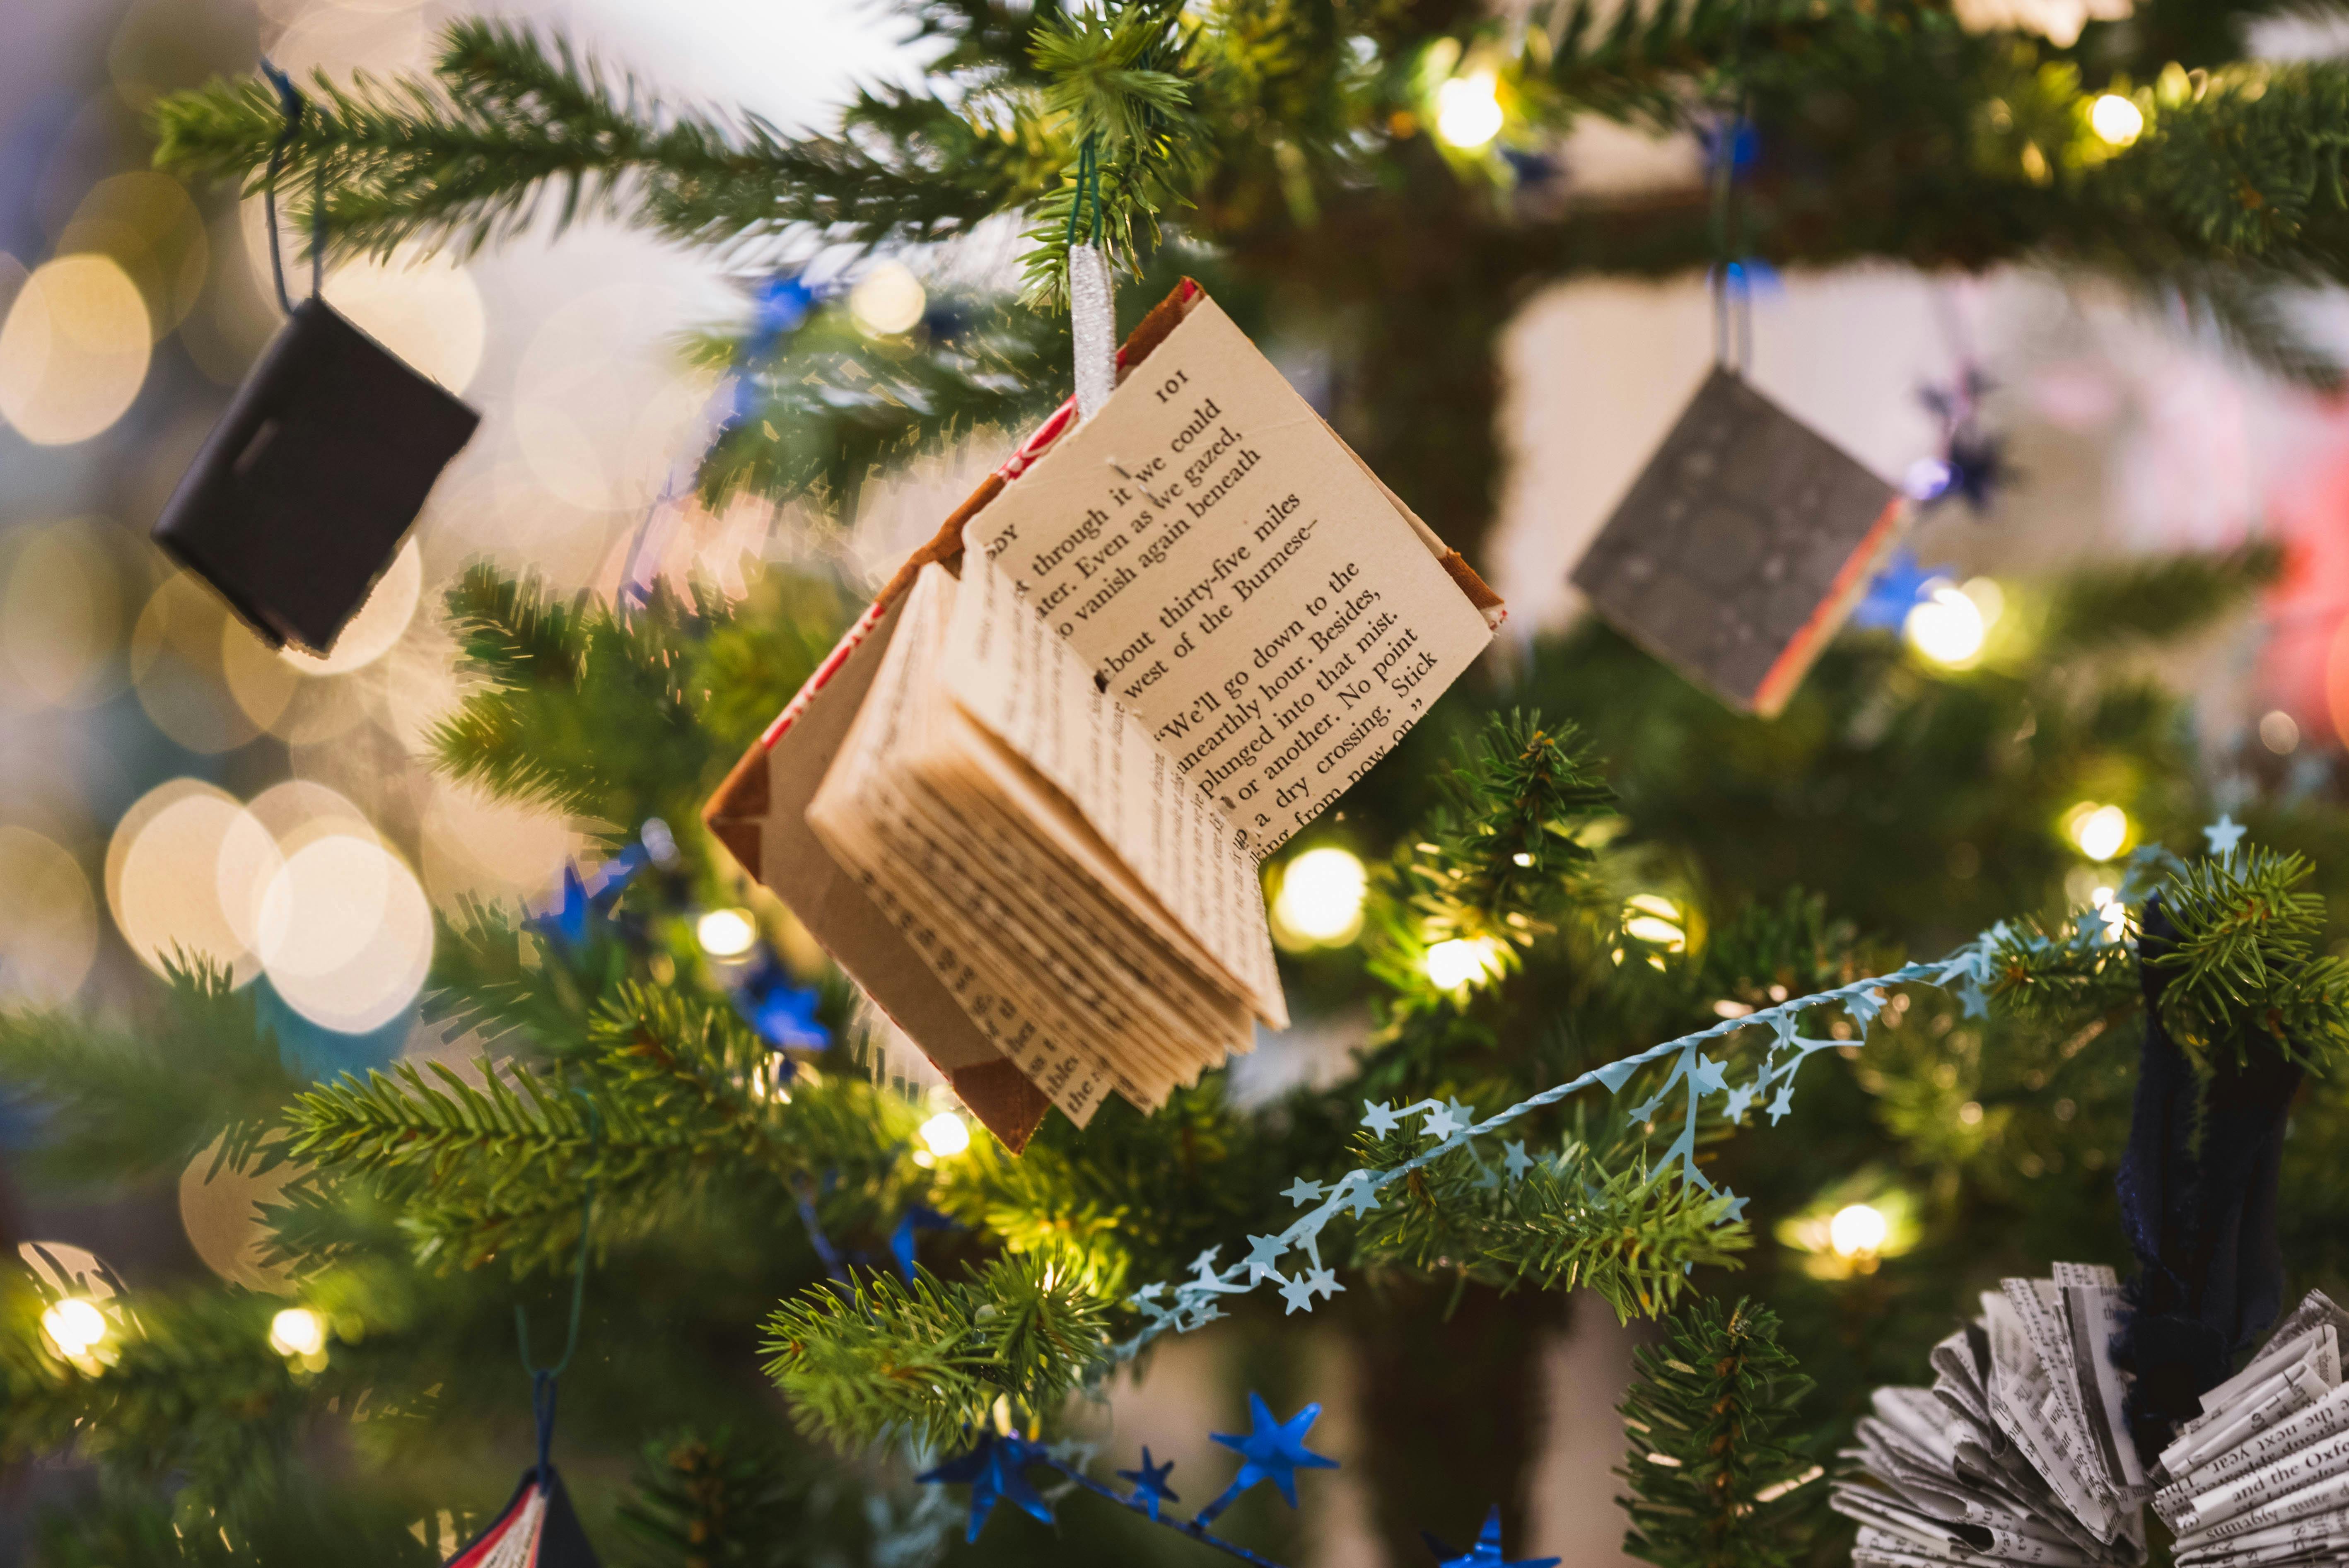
top-left (516, 1094), bottom-right (599, 1491)
top-left (1707, 2), bottom-right (1757, 374)
top-left (1065, 133), bottom-right (1118, 421)
top-left (257, 58), bottom-right (325, 316)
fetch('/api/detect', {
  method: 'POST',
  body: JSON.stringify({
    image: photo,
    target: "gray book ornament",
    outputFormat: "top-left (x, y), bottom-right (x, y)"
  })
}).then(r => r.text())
top-left (152, 297), bottom-right (478, 655)
top-left (1571, 368), bottom-right (1905, 717)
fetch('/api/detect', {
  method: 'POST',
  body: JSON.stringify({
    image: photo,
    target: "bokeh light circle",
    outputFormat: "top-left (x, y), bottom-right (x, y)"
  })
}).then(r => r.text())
top-left (0, 254), bottom-right (152, 445)
top-left (106, 779), bottom-right (275, 983)
top-left (257, 834), bottom-right (432, 1032)
top-left (0, 827), bottom-right (99, 1004)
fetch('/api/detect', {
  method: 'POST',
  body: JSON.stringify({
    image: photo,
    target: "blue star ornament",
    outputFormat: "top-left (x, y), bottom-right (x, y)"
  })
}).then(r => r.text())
top-left (1424, 1505), bottom-right (1560, 1568)
top-left (918, 1433), bottom-right (1054, 1542)
top-left (732, 952), bottom-right (830, 1052)
top-left (1117, 1448), bottom-right (1179, 1521)
top-left (529, 864), bottom-right (593, 953)
top-left (1211, 1392), bottom-right (1340, 1507)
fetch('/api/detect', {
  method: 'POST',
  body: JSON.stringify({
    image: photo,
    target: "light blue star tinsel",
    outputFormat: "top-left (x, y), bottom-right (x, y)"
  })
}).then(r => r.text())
top-left (1106, 837), bottom-right (2215, 1363)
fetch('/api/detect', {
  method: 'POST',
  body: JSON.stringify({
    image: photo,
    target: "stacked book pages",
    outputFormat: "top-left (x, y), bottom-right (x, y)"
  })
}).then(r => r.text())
top-left (1835, 1263), bottom-right (2151, 1566)
top-left (2154, 1289), bottom-right (2349, 1568)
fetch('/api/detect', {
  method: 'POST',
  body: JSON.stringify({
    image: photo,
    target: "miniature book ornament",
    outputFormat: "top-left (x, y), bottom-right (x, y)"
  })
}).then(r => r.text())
top-left (1572, 367), bottom-right (1904, 717)
top-left (705, 281), bottom-right (1504, 1151)
top-left (152, 297), bottom-right (479, 653)
top-left (447, 1467), bottom-right (599, 1568)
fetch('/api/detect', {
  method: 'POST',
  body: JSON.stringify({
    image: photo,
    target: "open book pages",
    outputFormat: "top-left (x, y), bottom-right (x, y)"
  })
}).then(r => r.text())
top-left (2156, 1291), bottom-right (2349, 1568)
top-left (1835, 1263), bottom-right (2149, 1567)
top-left (960, 293), bottom-right (1497, 856)
top-left (701, 280), bottom-right (1503, 1151)
top-left (805, 558), bottom-right (1284, 1127)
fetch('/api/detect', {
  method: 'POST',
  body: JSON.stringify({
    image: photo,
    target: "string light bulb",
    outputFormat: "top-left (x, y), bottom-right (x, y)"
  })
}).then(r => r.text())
top-left (269, 1306), bottom-right (327, 1358)
top-left (2067, 803), bottom-right (2130, 863)
top-left (1904, 584), bottom-right (1986, 666)
top-left (1271, 847), bottom-right (1368, 946)
top-left (697, 908), bottom-right (757, 958)
top-left (849, 262), bottom-right (927, 336)
top-left (41, 1298), bottom-right (107, 1358)
top-left (1424, 936), bottom-right (1501, 991)
top-left (920, 1111), bottom-right (971, 1158)
top-left (1434, 71), bottom-right (1504, 149)
top-left (1828, 1203), bottom-right (1889, 1260)
top-left (2090, 94), bottom-right (2144, 146)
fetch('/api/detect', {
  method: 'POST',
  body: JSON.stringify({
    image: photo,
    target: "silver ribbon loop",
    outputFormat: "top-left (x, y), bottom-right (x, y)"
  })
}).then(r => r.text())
top-left (1069, 242), bottom-right (1116, 422)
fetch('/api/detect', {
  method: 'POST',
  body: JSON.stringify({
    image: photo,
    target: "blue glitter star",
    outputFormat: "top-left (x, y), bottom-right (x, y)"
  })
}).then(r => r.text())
top-left (530, 865), bottom-right (592, 953)
top-left (918, 1433), bottom-right (1054, 1542)
top-left (1690, 1054), bottom-right (1729, 1096)
top-left (1278, 1272), bottom-right (1316, 1314)
top-left (1361, 1100), bottom-right (1405, 1135)
top-left (1339, 1175), bottom-right (1381, 1220)
top-left (1211, 1392), bottom-right (1340, 1507)
top-left (1502, 1141), bottom-right (1533, 1184)
top-left (1722, 1081), bottom-right (1756, 1123)
top-left (732, 951), bottom-right (830, 1052)
top-left (1306, 1266), bottom-right (1342, 1300)
top-left (1283, 1177), bottom-right (1327, 1206)
top-left (1767, 1083), bottom-right (1797, 1125)
top-left (2205, 814), bottom-right (2246, 858)
top-left (1117, 1447), bottom-right (1179, 1521)
top-left (1423, 1505), bottom-right (1561, 1568)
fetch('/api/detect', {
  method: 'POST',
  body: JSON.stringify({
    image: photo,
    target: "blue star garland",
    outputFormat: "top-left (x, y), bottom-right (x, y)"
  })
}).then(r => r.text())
top-left (1423, 1505), bottom-right (1561, 1568)
top-left (1106, 834), bottom-right (2240, 1362)
top-left (922, 1394), bottom-right (1343, 1566)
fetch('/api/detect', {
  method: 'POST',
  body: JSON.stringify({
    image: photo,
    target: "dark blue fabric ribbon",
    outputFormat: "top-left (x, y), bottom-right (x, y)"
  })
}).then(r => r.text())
top-left (2115, 897), bottom-right (2305, 1459)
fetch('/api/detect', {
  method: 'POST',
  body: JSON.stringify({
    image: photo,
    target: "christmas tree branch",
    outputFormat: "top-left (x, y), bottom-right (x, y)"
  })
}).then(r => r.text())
top-left (689, 290), bottom-right (1071, 514)
top-left (1350, 1115), bottom-right (1750, 1322)
top-left (0, 960), bottom-right (301, 1187)
top-left (763, 1252), bottom-right (1110, 1452)
top-left (1617, 1297), bottom-right (1818, 1568)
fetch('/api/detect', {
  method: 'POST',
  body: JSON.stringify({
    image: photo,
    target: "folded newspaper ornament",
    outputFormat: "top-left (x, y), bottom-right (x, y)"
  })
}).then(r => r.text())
top-left (1835, 1263), bottom-right (2152, 1566)
top-left (2153, 1289), bottom-right (2349, 1568)
top-left (447, 1467), bottom-right (599, 1567)
top-left (152, 298), bottom-right (479, 654)
top-left (705, 280), bottom-right (1504, 1151)
top-left (1571, 368), bottom-right (1905, 717)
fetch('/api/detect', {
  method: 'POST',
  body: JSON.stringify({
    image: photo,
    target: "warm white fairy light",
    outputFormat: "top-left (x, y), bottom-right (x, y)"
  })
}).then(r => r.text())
top-left (2068, 803), bottom-right (2130, 862)
top-left (1434, 71), bottom-right (1504, 149)
top-left (1424, 936), bottom-right (1501, 991)
top-left (1828, 1203), bottom-right (1890, 1259)
top-left (696, 908), bottom-right (758, 958)
top-left (2090, 94), bottom-right (2144, 146)
top-left (849, 262), bottom-right (927, 335)
top-left (41, 1298), bottom-right (107, 1358)
top-left (919, 1111), bottom-right (971, 1158)
top-left (1904, 584), bottom-right (1986, 666)
top-left (269, 1306), bottom-right (327, 1358)
top-left (1271, 847), bottom-right (1368, 945)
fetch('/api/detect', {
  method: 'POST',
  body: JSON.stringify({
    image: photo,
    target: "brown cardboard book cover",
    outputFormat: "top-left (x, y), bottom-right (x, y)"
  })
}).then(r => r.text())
top-left (705, 280), bottom-right (1504, 1151)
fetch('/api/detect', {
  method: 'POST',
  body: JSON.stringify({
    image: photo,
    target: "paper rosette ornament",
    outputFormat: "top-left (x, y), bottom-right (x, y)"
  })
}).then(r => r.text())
top-left (2153, 1289), bottom-right (2349, 1567)
top-left (1835, 1263), bottom-right (2151, 1565)
top-left (1572, 368), bottom-right (1905, 717)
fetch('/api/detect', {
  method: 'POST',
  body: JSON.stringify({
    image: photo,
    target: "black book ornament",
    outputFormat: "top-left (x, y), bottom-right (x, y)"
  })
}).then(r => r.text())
top-left (1571, 367), bottom-right (1905, 717)
top-left (152, 297), bottom-right (478, 654)
top-left (152, 59), bottom-right (478, 655)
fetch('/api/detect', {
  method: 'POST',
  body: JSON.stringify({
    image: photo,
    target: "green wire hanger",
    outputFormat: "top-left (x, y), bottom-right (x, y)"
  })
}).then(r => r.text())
top-left (517, 1094), bottom-right (599, 1488)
